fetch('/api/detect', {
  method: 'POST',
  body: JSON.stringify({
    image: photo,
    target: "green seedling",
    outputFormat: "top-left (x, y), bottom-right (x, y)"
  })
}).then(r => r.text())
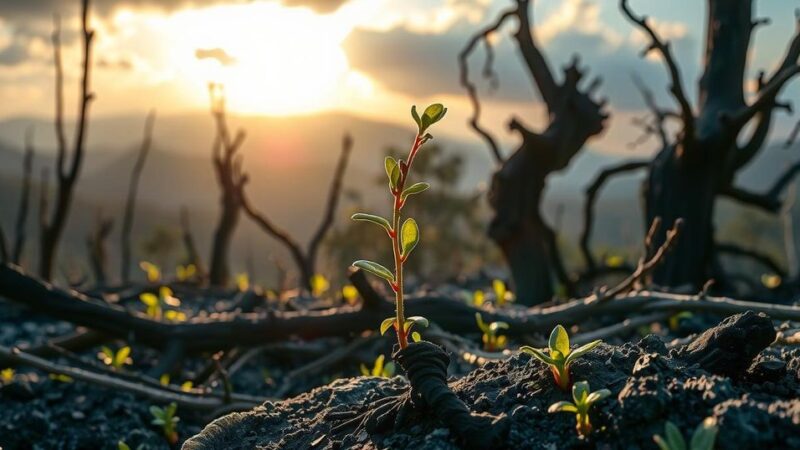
top-left (98, 345), bottom-right (132, 370)
top-left (360, 354), bottom-right (396, 378)
top-left (472, 289), bottom-right (485, 307)
top-left (520, 325), bottom-right (601, 390)
top-left (341, 284), bottom-right (359, 305)
top-left (654, 418), bottom-right (718, 450)
top-left (150, 402), bottom-right (180, 445)
top-left (311, 274), bottom-right (330, 297)
top-left (548, 381), bottom-right (611, 438)
top-left (493, 279), bottom-right (513, 306)
top-left (1, 368), bottom-right (14, 384)
top-left (351, 103), bottom-right (446, 349)
top-left (176, 264), bottom-right (196, 282)
top-left (139, 261), bottom-right (161, 283)
top-left (118, 440), bottom-right (144, 450)
top-left (139, 287), bottom-right (182, 321)
top-left (236, 273), bottom-right (250, 292)
top-left (475, 313), bottom-right (509, 351)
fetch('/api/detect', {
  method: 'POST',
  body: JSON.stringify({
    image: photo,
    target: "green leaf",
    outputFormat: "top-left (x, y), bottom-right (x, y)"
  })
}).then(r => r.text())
top-left (489, 321), bottom-right (509, 333)
top-left (149, 405), bottom-right (162, 418)
top-left (411, 331), bottom-right (422, 342)
top-left (401, 182), bottom-right (430, 201)
top-left (351, 213), bottom-right (392, 233)
top-left (520, 346), bottom-right (556, 365)
top-left (118, 441), bottom-right (131, 450)
top-left (411, 105), bottom-right (421, 128)
top-left (549, 325), bottom-right (571, 356)
top-left (373, 355), bottom-right (385, 377)
top-left (572, 381), bottom-right (590, 404)
top-left (475, 313), bottom-right (489, 333)
top-left (653, 435), bottom-right (671, 450)
top-left (403, 316), bottom-right (429, 332)
top-left (352, 260), bottom-right (395, 283)
top-left (360, 363), bottom-right (370, 376)
top-left (586, 389), bottom-right (611, 405)
top-left (380, 317), bottom-right (396, 335)
top-left (116, 346), bottom-right (131, 367)
top-left (690, 418), bottom-right (718, 450)
top-left (565, 339), bottom-right (602, 365)
top-left (547, 401), bottom-right (578, 413)
top-left (664, 421), bottom-right (687, 450)
top-left (140, 293), bottom-right (158, 307)
top-left (385, 157), bottom-right (400, 189)
top-left (101, 346), bottom-right (113, 359)
top-left (400, 218), bottom-right (420, 257)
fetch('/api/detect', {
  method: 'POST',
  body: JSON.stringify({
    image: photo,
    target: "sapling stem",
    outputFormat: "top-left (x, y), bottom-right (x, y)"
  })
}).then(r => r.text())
top-left (351, 104), bottom-right (446, 350)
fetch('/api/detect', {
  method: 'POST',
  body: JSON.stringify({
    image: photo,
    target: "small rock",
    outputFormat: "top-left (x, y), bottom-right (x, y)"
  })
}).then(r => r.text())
top-left (747, 357), bottom-right (786, 383)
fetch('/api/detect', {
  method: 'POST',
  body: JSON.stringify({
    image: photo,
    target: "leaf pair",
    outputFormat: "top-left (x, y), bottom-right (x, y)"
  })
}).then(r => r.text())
top-left (411, 104), bottom-right (448, 135)
top-left (99, 345), bottom-right (132, 370)
top-left (654, 418), bottom-right (718, 450)
top-left (520, 325), bottom-right (602, 390)
top-left (380, 315), bottom-right (428, 342)
top-left (548, 381), bottom-right (611, 437)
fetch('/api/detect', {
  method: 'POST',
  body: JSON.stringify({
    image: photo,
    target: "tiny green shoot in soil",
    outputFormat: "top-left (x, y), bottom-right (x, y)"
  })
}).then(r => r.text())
top-left (520, 325), bottom-right (601, 390)
top-left (548, 380), bottom-right (611, 438)
top-left (653, 418), bottom-right (719, 450)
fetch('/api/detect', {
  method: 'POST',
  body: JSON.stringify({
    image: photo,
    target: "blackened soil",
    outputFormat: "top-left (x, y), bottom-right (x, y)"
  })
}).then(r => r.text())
top-left (185, 333), bottom-right (800, 450)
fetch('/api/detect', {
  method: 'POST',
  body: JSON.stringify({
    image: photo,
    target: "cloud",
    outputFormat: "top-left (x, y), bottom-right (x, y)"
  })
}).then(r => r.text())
top-left (342, 0), bottom-right (697, 112)
top-left (0, 41), bottom-right (29, 66)
top-left (280, 0), bottom-right (349, 14)
top-left (195, 47), bottom-right (236, 66)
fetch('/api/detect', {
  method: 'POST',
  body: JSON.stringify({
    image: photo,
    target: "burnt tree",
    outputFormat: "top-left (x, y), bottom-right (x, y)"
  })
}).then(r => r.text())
top-left (86, 210), bottom-right (113, 285)
top-left (39, 1), bottom-right (94, 280)
top-left (621, 0), bottom-right (800, 288)
top-left (180, 207), bottom-right (206, 280)
top-left (240, 133), bottom-right (353, 292)
top-left (208, 84), bottom-right (247, 287)
top-left (120, 110), bottom-right (156, 284)
top-left (12, 128), bottom-right (35, 265)
top-left (460, 0), bottom-right (607, 305)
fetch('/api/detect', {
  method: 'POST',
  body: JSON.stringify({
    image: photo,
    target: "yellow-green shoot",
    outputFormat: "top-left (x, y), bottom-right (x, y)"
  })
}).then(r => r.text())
top-left (475, 313), bottom-right (509, 351)
top-left (548, 381), bottom-right (611, 438)
top-left (150, 402), bottom-right (180, 445)
top-left (351, 103), bottom-right (447, 349)
top-left (359, 354), bottom-right (396, 378)
top-left (520, 325), bottom-right (601, 390)
top-left (139, 287), bottom-right (182, 321)
top-left (654, 418), bottom-right (718, 450)
top-left (98, 345), bottom-right (132, 370)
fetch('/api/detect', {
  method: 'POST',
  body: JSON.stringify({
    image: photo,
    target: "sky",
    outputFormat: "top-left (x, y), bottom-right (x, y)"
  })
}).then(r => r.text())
top-left (1, 0), bottom-right (800, 154)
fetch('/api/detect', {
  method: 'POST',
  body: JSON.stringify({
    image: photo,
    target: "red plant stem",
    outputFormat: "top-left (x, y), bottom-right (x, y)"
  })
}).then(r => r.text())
top-left (392, 134), bottom-right (424, 349)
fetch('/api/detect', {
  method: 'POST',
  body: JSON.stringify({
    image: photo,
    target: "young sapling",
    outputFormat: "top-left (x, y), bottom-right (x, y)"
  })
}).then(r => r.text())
top-left (139, 261), bottom-right (161, 283)
top-left (150, 402), bottom-right (180, 445)
top-left (548, 381), bottom-right (611, 438)
top-left (98, 345), bottom-right (132, 370)
top-left (520, 324), bottom-right (601, 390)
top-left (475, 313), bottom-right (509, 351)
top-left (139, 287), bottom-right (183, 321)
top-left (359, 354), bottom-right (396, 378)
top-left (654, 418), bottom-right (718, 450)
top-left (351, 103), bottom-right (447, 349)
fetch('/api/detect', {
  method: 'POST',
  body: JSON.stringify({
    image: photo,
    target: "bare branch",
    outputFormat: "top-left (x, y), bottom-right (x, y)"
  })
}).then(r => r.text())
top-left (12, 127), bottom-right (34, 265)
top-left (716, 242), bottom-right (785, 277)
top-left (721, 160), bottom-right (800, 213)
top-left (621, 0), bottom-right (694, 138)
top-left (120, 110), bottom-right (156, 283)
top-left (629, 74), bottom-right (679, 148)
top-left (180, 207), bottom-right (206, 279)
top-left (67, 0), bottom-right (95, 182)
top-left (580, 160), bottom-right (649, 270)
top-left (512, 0), bottom-right (558, 111)
top-left (307, 133), bottom-right (353, 276)
top-left (458, 8), bottom-right (515, 164)
top-left (0, 225), bottom-right (8, 263)
top-left (52, 14), bottom-right (66, 182)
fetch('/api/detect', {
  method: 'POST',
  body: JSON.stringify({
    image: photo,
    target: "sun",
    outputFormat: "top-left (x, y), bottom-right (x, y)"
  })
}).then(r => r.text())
top-left (129, 3), bottom-right (363, 115)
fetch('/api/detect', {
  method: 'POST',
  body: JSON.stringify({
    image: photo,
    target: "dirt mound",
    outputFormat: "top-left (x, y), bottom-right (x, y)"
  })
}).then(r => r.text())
top-left (185, 313), bottom-right (800, 450)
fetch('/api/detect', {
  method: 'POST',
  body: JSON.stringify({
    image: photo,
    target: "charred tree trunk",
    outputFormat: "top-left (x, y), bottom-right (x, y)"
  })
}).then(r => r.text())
top-left (12, 128), bottom-right (34, 265)
top-left (207, 84), bottom-right (247, 287)
top-left (120, 110), bottom-right (156, 284)
top-left (461, 0), bottom-right (607, 305)
top-left (39, 2), bottom-right (94, 280)
top-left (86, 211), bottom-right (113, 285)
top-left (180, 207), bottom-right (206, 280)
top-left (622, 0), bottom-right (800, 288)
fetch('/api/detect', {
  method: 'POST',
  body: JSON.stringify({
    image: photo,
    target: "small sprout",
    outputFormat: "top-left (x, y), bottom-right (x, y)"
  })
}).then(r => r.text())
top-left (165, 310), bottom-right (188, 322)
top-left (520, 325), bottom-right (601, 390)
top-left (761, 273), bottom-right (781, 289)
top-left (341, 285), bottom-right (359, 305)
top-left (605, 254), bottom-right (624, 268)
top-left (1, 368), bottom-right (15, 384)
top-left (98, 345), bottom-right (132, 370)
top-left (236, 273), bottom-right (250, 292)
top-left (311, 274), bottom-right (330, 297)
top-left (654, 418), bottom-right (718, 450)
top-left (49, 373), bottom-right (73, 383)
top-left (475, 313), bottom-right (509, 351)
top-left (176, 264), bottom-right (197, 282)
top-left (472, 290), bottom-right (485, 307)
top-left (150, 402), bottom-right (180, 445)
top-left (139, 261), bottom-right (161, 283)
top-left (180, 381), bottom-right (193, 392)
top-left (668, 311), bottom-right (692, 331)
top-left (160, 374), bottom-right (170, 386)
top-left (493, 279), bottom-right (514, 306)
top-left (548, 381), bottom-right (611, 438)
top-left (140, 287), bottom-right (182, 321)
top-left (359, 354), bottom-right (396, 378)
top-left (118, 441), bottom-right (144, 450)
